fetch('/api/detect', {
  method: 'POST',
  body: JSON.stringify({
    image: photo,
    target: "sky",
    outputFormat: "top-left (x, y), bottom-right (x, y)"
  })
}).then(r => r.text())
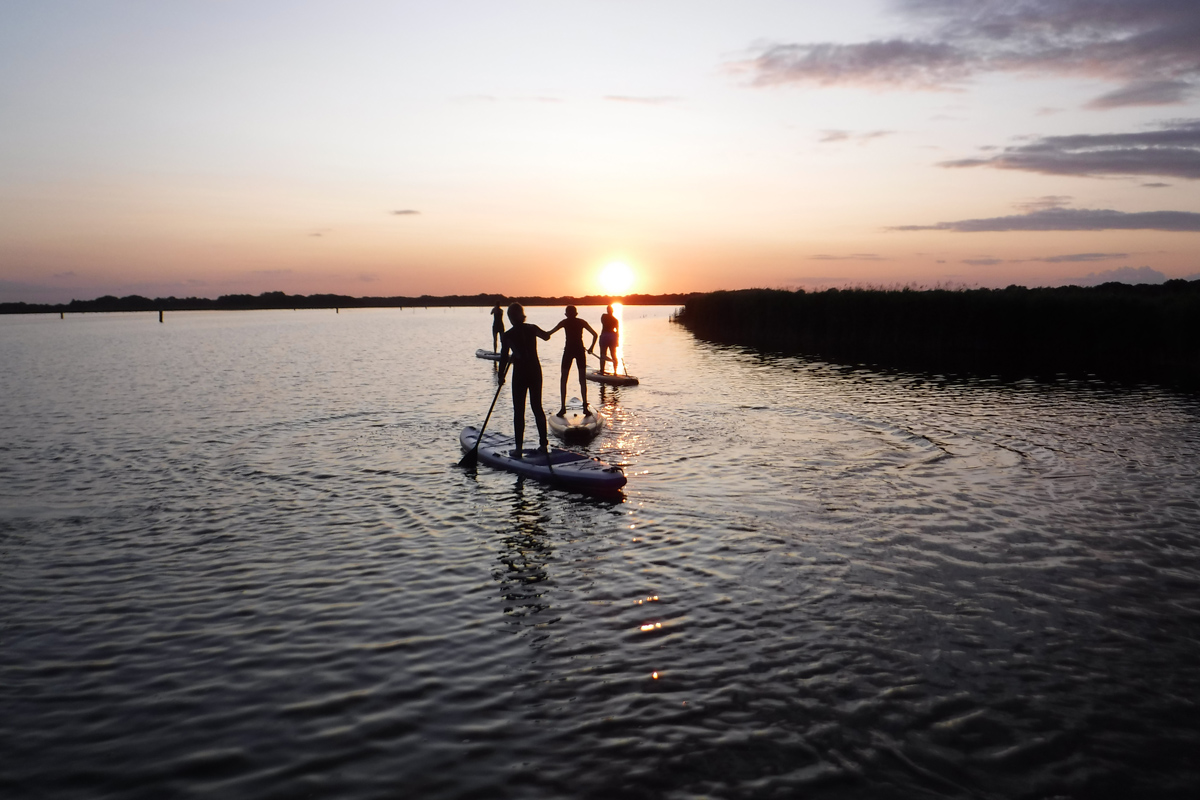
top-left (2, 0), bottom-right (1199, 303)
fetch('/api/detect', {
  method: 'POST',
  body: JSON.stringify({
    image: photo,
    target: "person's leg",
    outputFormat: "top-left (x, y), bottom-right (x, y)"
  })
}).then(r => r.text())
top-left (559, 351), bottom-right (571, 415)
top-left (529, 372), bottom-right (548, 450)
top-left (511, 376), bottom-right (528, 456)
top-left (575, 353), bottom-right (589, 410)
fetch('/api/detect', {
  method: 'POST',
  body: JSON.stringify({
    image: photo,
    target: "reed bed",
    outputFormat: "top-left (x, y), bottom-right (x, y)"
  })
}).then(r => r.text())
top-left (675, 282), bottom-right (1200, 387)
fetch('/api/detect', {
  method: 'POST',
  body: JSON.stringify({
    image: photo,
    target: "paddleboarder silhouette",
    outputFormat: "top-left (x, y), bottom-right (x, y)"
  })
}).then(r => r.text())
top-left (490, 303), bottom-right (505, 352)
top-left (498, 303), bottom-right (552, 458)
top-left (548, 305), bottom-right (598, 417)
top-left (598, 304), bottom-right (619, 374)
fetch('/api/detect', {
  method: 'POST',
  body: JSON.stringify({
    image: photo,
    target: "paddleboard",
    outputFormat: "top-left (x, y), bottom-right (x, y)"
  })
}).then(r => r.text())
top-left (549, 397), bottom-right (604, 443)
top-left (586, 369), bottom-right (639, 386)
top-left (460, 426), bottom-right (626, 494)
top-left (475, 348), bottom-right (502, 361)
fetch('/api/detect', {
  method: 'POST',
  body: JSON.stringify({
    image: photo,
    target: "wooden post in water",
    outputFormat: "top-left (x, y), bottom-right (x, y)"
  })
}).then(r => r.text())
top-left (60, 311), bottom-right (64, 319)
top-left (159, 309), bottom-right (163, 323)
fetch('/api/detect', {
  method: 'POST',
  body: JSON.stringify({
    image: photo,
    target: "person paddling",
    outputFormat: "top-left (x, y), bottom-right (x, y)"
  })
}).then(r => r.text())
top-left (548, 305), bottom-right (598, 417)
top-left (598, 304), bottom-right (619, 374)
top-left (490, 303), bottom-right (505, 352)
top-left (497, 303), bottom-right (552, 458)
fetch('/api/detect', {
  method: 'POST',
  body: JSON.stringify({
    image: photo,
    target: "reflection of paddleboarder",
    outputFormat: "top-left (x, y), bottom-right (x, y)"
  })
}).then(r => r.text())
top-left (490, 304), bottom-right (505, 352)
top-left (498, 303), bottom-right (552, 458)
top-left (548, 305), bottom-right (598, 417)
top-left (598, 305), bottom-right (619, 374)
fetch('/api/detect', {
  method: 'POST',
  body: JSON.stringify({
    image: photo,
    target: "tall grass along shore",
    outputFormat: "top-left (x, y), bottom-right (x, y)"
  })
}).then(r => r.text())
top-left (675, 282), bottom-right (1200, 388)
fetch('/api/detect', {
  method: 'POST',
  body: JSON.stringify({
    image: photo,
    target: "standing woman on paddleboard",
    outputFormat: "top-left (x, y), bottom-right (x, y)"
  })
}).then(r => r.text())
top-left (599, 305), bottom-right (619, 375)
top-left (548, 305), bottom-right (598, 417)
top-left (490, 303), bottom-right (505, 352)
top-left (498, 303), bottom-right (552, 458)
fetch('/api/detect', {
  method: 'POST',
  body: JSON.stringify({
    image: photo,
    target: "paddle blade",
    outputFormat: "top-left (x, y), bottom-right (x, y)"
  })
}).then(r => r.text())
top-left (458, 444), bottom-right (480, 468)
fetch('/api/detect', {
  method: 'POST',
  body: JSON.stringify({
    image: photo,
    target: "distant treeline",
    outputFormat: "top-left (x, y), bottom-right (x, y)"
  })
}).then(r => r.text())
top-left (0, 290), bottom-right (698, 315)
top-left (675, 281), bottom-right (1200, 387)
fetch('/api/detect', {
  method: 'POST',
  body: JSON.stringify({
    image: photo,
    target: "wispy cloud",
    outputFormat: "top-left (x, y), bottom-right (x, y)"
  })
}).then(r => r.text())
top-left (1086, 80), bottom-right (1195, 109)
top-left (1035, 252), bottom-right (1129, 263)
top-left (734, 1), bottom-right (1200, 108)
top-left (604, 95), bottom-right (680, 105)
top-left (1070, 266), bottom-right (1167, 285)
top-left (1014, 195), bottom-right (1072, 213)
top-left (892, 207), bottom-right (1200, 232)
top-left (391, 209), bottom-right (420, 215)
top-left (818, 130), bottom-right (895, 144)
top-left (962, 252), bottom-right (1130, 265)
top-left (809, 253), bottom-right (887, 260)
top-left (940, 119), bottom-right (1200, 180)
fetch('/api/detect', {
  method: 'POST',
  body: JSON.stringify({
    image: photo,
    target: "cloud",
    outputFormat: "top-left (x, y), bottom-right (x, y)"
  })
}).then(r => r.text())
top-left (1143, 182), bottom-right (1171, 187)
top-left (604, 95), bottom-right (680, 105)
top-left (963, 258), bottom-right (1002, 266)
top-left (250, 269), bottom-right (294, 276)
top-left (52, 271), bottom-right (77, 279)
top-left (1070, 266), bottom-right (1167, 286)
top-left (891, 207), bottom-right (1200, 232)
top-left (818, 129), bottom-right (895, 144)
top-left (1085, 80), bottom-right (1195, 109)
top-left (1036, 253), bottom-right (1129, 263)
top-left (940, 119), bottom-right (1200, 179)
top-left (809, 253), bottom-right (886, 260)
top-left (391, 209), bottom-right (420, 215)
top-left (735, 1), bottom-right (1200, 108)
top-left (1014, 195), bottom-right (1072, 213)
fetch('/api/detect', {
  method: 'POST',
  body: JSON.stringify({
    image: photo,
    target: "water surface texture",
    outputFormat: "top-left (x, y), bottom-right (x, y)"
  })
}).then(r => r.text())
top-left (2, 307), bottom-right (1199, 799)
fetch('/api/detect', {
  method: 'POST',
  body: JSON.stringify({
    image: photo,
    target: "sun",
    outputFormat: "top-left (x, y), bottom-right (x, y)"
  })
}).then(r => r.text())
top-left (598, 261), bottom-right (635, 295)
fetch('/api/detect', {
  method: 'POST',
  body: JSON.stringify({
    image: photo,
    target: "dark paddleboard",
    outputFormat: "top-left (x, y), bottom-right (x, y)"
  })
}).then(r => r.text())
top-left (460, 426), bottom-right (626, 494)
top-left (586, 369), bottom-right (639, 386)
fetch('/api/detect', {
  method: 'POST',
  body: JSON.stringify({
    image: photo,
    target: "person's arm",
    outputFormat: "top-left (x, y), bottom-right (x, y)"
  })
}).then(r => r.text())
top-left (584, 321), bottom-right (598, 352)
top-left (535, 325), bottom-right (552, 341)
top-left (547, 320), bottom-right (565, 335)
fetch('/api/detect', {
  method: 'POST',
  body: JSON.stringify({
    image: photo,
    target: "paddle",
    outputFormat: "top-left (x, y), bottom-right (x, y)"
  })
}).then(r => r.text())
top-left (459, 363), bottom-right (509, 468)
top-left (590, 349), bottom-right (631, 377)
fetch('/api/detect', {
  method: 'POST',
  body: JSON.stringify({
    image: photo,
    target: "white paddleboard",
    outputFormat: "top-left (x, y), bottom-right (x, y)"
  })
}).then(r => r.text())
top-left (548, 397), bottom-right (604, 442)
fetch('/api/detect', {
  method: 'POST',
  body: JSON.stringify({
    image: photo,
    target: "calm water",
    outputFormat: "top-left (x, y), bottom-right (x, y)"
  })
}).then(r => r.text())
top-left (2, 306), bottom-right (1199, 800)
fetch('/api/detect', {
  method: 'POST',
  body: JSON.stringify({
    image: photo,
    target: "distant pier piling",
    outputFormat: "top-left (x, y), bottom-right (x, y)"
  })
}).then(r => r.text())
top-left (159, 309), bottom-right (163, 323)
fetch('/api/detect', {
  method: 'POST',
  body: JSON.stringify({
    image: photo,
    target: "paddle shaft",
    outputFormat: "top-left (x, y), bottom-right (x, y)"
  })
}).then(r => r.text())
top-left (590, 349), bottom-right (630, 376)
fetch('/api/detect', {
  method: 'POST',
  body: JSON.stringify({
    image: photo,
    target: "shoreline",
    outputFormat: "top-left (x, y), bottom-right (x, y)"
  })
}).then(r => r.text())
top-left (0, 291), bottom-right (696, 316)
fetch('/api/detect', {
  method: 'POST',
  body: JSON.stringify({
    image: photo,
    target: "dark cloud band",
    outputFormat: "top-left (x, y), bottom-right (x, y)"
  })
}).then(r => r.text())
top-left (737, 1), bottom-right (1200, 109)
top-left (892, 207), bottom-right (1200, 232)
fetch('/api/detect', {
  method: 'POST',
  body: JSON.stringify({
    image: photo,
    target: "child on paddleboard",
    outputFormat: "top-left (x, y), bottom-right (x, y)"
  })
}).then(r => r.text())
top-left (548, 305), bottom-right (598, 417)
top-left (498, 303), bottom-right (552, 458)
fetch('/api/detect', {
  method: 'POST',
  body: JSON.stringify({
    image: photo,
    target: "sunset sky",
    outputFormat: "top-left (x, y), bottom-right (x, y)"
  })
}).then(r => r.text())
top-left (3, 0), bottom-right (1199, 303)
